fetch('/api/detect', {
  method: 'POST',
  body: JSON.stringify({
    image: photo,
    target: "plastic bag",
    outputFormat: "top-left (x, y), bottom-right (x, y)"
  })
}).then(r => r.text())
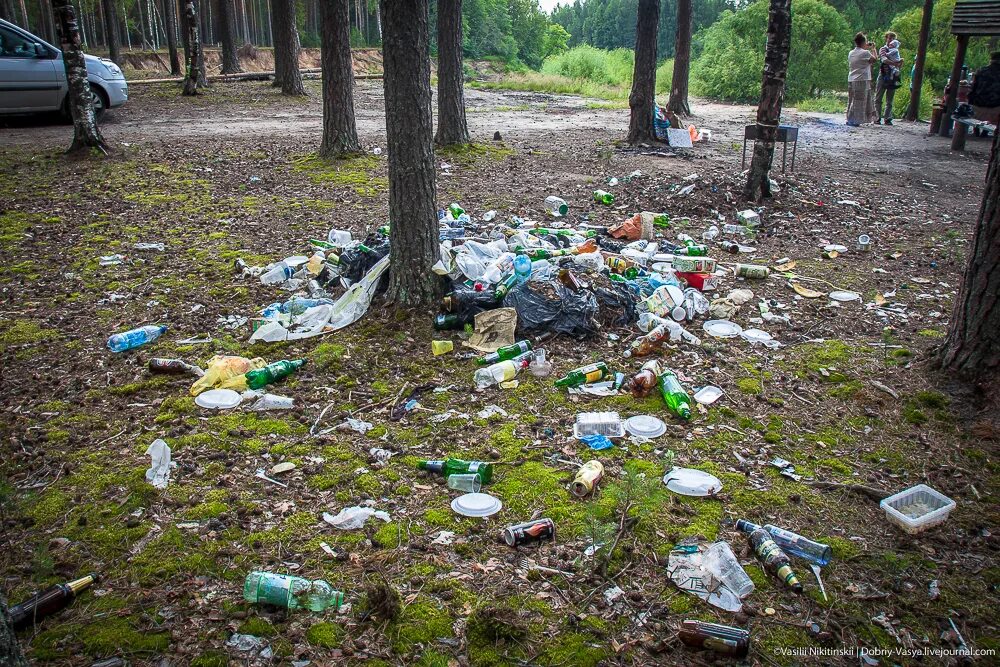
top-left (322, 506), bottom-right (391, 530)
top-left (339, 237), bottom-right (389, 284)
top-left (145, 438), bottom-right (171, 489)
top-left (594, 284), bottom-right (638, 328)
top-left (190, 355), bottom-right (266, 396)
top-left (502, 281), bottom-right (599, 339)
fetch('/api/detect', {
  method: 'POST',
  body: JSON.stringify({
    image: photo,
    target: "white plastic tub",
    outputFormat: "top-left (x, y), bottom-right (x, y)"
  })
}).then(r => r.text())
top-left (880, 484), bottom-right (955, 534)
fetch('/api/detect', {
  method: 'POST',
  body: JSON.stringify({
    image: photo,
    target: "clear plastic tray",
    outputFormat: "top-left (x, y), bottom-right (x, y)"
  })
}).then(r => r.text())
top-left (573, 411), bottom-right (625, 439)
top-left (880, 484), bottom-right (955, 534)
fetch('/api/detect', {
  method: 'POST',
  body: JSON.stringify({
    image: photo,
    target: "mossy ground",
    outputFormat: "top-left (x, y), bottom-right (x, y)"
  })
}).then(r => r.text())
top-left (1, 80), bottom-right (997, 666)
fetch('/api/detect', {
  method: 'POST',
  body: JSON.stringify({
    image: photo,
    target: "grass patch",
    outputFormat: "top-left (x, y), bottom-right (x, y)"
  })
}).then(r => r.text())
top-left (291, 153), bottom-right (386, 196)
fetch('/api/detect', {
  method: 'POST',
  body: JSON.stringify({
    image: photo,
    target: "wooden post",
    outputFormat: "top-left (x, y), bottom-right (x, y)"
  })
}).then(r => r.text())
top-left (951, 120), bottom-right (969, 151)
top-left (905, 0), bottom-right (933, 121)
top-left (939, 34), bottom-right (969, 137)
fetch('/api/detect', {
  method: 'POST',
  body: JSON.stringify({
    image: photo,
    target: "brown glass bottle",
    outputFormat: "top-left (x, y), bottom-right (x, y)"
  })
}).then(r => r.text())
top-left (679, 620), bottom-right (750, 657)
top-left (10, 574), bottom-right (96, 630)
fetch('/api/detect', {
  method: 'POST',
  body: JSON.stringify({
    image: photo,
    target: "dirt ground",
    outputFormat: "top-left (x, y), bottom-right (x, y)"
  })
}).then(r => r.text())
top-left (1, 79), bottom-right (998, 667)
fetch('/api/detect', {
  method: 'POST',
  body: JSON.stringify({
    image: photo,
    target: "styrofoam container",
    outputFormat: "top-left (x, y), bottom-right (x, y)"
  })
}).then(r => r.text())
top-left (574, 411), bottom-right (625, 439)
top-left (880, 484), bottom-right (955, 534)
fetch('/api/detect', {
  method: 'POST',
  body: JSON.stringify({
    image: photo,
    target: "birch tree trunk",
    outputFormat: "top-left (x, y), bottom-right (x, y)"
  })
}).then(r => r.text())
top-left (625, 0), bottom-right (659, 144)
top-left (666, 0), bottom-right (692, 116)
top-left (381, 0), bottom-right (439, 307)
top-left (100, 0), bottom-right (121, 63)
top-left (319, 0), bottom-right (361, 157)
top-left (940, 130), bottom-right (1000, 383)
top-left (53, 0), bottom-right (109, 154)
top-left (182, 0), bottom-right (200, 94)
top-left (217, 0), bottom-right (241, 72)
top-left (743, 0), bottom-right (791, 202)
top-left (434, 0), bottom-right (469, 146)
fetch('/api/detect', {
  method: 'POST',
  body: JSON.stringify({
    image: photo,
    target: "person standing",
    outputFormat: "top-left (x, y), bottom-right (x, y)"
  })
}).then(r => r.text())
top-left (847, 32), bottom-right (877, 127)
top-left (876, 32), bottom-right (903, 125)
top-left (969, 52), bottom-right (1000, 125)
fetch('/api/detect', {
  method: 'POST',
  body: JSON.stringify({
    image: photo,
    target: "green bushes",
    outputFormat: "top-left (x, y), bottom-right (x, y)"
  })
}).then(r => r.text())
top-left (541, 45), bottom-right (635, 86)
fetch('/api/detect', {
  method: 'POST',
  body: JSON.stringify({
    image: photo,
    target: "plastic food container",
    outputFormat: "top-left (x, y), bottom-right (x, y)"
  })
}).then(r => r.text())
top-left (573, 412), bottom-right (625, 439)
top-left (880, 484), bottom-right (955, 534)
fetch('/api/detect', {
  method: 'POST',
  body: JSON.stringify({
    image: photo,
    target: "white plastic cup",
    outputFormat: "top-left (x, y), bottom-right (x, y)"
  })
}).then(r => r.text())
top-left (703, 542), bottom-right (755, 599)
top-left (447, 474), bottom-right (482, 492)
top-left (328, 229), bottom-right (353, 246)
top-left (857, 234), bottom-right (871, 251)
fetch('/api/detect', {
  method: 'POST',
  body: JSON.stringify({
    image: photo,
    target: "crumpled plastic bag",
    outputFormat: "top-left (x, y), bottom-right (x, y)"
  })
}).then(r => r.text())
top-left (249, 255), bottom-right (390, 342)
top-left (190, 355), bottom-right (266, 396)
top-left (666, 541), bottom-right (742, 613)
top-left (226, 633), bottom-right (266, 653)
top-left (502, 281), bottom-right (599, 339)
top-left (323, 506), bottom-right (391, 530)
top-left (145, 438), bottom-right (171, 489)
top-left (609, 212), bottom-right (655, 240)
top-left (594, 283), bottom-right (638, 328)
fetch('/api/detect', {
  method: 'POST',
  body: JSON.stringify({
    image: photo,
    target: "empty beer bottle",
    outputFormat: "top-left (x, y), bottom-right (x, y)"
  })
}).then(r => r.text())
top-left (474, 352), bottom-right (532, 389)
top-left (10, 574), bottom-right (97, 630)
top-left (593, 190), bottom-right (614, 205)
top-left (736, 520), bottom-right (832, 566)
top-left (493, 272), bottom-right (518, 300)
top-left (676, 244), bottom-right (709, 256)
top-left (417, 458), bottom-right (494, 484)
top-left (629, 360), bottom-right (662, 397)
top-left (679, 620), bottom-right (750, 657)
top-left (658, 369), bottom-right (692, 419)
top-left (244, 572), bottom-right (344, 612)
top-left (448, 203), bottom-right (465, 218)
top-left (747, 528), bottom-right (803, 593)
top-left (477, 341), bottom-right (532, 366)
top-left (554, 362), bottom-right (610, 388)
top-left (245, 359), bottom-right (305, 390)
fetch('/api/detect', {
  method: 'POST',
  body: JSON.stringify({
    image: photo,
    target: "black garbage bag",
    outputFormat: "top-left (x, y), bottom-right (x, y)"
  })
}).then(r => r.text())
top-left (502, 281), bottom-right (599, 339)
top-left (339, 237), bottom-right (390, 285)
top-left (594, 282), bottom-right (638, 328)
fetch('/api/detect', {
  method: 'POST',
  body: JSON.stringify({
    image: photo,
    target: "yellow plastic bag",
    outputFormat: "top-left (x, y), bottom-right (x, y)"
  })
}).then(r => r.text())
top-left (190, 356), bottom-right (266, 396)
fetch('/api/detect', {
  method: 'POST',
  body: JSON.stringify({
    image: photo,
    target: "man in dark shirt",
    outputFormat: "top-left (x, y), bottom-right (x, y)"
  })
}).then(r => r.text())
top-left (970, 52), bottom-right (1000, 123)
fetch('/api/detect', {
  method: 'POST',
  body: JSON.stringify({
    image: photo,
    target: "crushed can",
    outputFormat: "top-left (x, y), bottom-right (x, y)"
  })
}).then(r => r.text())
top-left (502, 518), bottom-right (555, 547)
top-left (571, 460), bottom-right (604, 497)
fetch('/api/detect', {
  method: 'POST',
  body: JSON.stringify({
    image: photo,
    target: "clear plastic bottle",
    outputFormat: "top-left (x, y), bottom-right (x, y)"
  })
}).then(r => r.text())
top-left (514, 255), bottom-right (532, 284)
top-left (483, 253), bottom-right (516, 284)
top-left (473, 352), bottom-right (532, 389)
top-left (243, 572), bottom-right (344, 611)
top-left (107, 325), bottom-right (167, 353)
top-left (544, 196), bottom-right (569, 216)
top-left (736, 520), bottom-right (832, 566)
top-left (260, 262), bottom-right (293, 285)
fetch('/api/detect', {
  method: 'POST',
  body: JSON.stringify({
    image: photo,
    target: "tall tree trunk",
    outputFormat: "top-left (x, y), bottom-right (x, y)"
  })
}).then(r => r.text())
top-left (381, 0), bottom-right (438, 307)
top-left (434, 0), bottom-right (469, 145)
top-left (52, 0), bottom-right (109, 154)
top-left (667, 0), bottom-right (692, 116)
top-left (100, 0), bottom-right (121, 63)
top-left (743, 0), bottom-right (791, 202)
top-left (940, 131), bottom-right (1000, 382)
top-left (905, 0), bottom-right (933, 121)
top-left (193, 0), bottom-right (207, 84)
top-left (271, 0), bottom-right (303, 94)
top-left (0, 593), bottom-right (28, 667)
top-left (218, 0), bottom-right (241, 72)
top-left (182, 0), bottom-right (200, 94)
top-left (625, 0), bottom-right (659, 144)
top-left (162, 0), bottom-right (181, 74)
top-left (319, 0), bottom-right (361, 157)
top-left (271, 0), bottom-right (282, 84)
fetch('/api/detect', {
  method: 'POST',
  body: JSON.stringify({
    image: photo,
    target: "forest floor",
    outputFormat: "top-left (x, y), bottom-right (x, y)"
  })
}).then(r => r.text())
top-left (1, 80), bottom-right (998, 667)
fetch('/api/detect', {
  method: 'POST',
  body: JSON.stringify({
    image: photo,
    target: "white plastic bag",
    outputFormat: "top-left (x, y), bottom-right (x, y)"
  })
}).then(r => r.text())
top-left (322, 506), bottom-right (391, 530)
top-left (145, 439), bottom-right (171, 489)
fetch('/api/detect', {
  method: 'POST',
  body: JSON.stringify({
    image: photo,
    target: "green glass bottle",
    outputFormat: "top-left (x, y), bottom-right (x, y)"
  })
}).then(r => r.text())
top-left (448, 203), bottom-right (465, 218)
top-left (477, 341), bottom-right (532, 366)
top-left (418, 458), bottom-right (494, 484)
top-left (309, 239), bottom-right (338, 250)
top-left (245, 359), bottom-right (305, 390)
top-left (244, 572), bottom-right (344, 611)
top-left (653, 213), bottom-right (670, 228)
top-left (658, 369), bottom-right (691, 419)
top-left (534, 228), bottom-right (596, 239)
top-left (554, 362), bottom-right (610, 388)
top-left (378, 225), bottom-right (390, 235)
top-left (678, 244), bottom-right (709, 256)
top-left (494, 272), bottom-right (518, 300)
top-left (593, 190), bottom-right (614, 205)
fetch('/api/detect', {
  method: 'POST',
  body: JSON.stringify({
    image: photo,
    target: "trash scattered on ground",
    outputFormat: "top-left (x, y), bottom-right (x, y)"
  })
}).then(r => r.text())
top-left (269, 462), bottom-right (296, 475)
top-left (107, 324), bottom-right (167, 353)
top-left (880, 484), bottom-right (955, 534)
top-left (225, 633), bottom-right (266, 653)
top-left (503, 518), bottom-right (556, 546)
top-left (679, 620), bottom-right (750, 657)
top-left (244, 571), bottom-right (344, 611)
top-left (8, 573), bottom-right (96, 630)
top-left (693, 385), bottom-right (724, 405)
top-left (451, 492), bottom-right (502, 517)
top-left (666, 542), bottom-right (742, 611)
top-left (663, 467), bottom-right (722, 497)
top-left (323, 506), bottom-right (391, 530)
top-left (338, 418), bottom-right (375, 434)
top-left (571, 460), bottom-right (604, 497)
top-left (145, 439), bottom-right (171, 489)
top-left (194, 388), bottom-right (242, 409)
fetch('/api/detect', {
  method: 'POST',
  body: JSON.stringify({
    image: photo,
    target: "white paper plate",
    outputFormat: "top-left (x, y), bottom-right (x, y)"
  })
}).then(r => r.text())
top-left (195, 388), bottom-right (242, 409)
top-left (663, 467), bottom-right (723, 496)
top-left (625, 415), bottom-right (667, 438)
top-left (703, 319), bottom-right (743, 338)
top-left (451, 493), bottom-right (502, 517)
top-left (740, 328), bottom-right (773, 343)
top-left (694, 385), bottom-right (724, 405)
top-left (829, 290), bottom-right (861, 302)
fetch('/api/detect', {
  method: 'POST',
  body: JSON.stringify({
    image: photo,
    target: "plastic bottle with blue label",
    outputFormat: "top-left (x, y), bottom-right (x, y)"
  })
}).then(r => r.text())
top-left (107, 325), bottom-right (167, 353)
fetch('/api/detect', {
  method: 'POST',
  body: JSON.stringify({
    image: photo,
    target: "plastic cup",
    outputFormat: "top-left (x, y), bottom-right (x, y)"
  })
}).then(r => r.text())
top-left (857, 234), bottom-right (871, 251)
top-left (447, 473), bottom-right (482, 492)
top-left (432, 340), bottom-right (454, 356)
top-left (703, 541), bottom-right (755, 599)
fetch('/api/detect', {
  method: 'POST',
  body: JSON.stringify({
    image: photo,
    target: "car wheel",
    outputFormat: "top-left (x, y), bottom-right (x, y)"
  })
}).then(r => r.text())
top-left (60, 84), bottom-right (108, 123)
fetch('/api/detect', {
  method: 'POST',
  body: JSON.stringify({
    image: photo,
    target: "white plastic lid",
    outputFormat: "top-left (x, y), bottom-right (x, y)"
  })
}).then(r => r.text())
top-left (703, 319), bottom-right (743, 338)
top-left (195, 388), bottom-right (242, 409)
top-left (829, 290), bottom-right (861, 302)
top-left (451, 493), bottom-right (502, 517)
top-left (625, 415), bottom-right (667, 438)
top-left (694, 385), bottom-right (724, 405)
top-left (663, 467), bottom-right (724, 496)
top-left (740, 328), bottom-right (773, 343)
